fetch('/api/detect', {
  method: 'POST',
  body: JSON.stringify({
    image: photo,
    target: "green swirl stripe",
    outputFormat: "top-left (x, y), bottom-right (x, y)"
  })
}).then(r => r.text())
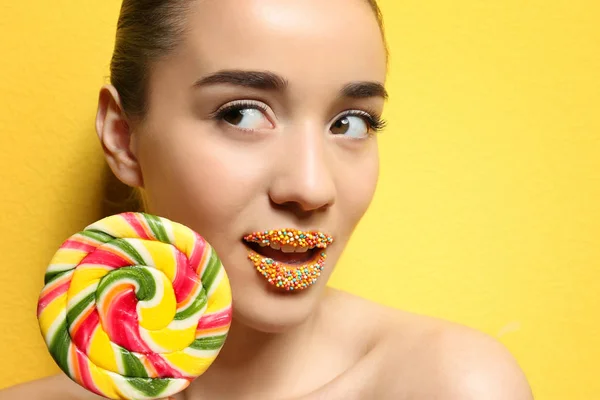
top-left (81, 229), bottom-right (115, 244)
top-left (44, 269), bottom-right (73, 286)
top-left (143, 214), bottom-right (171, 244)
top-left (174, 289), bottom-right (207, 321)
top-left (110, 238), bottom-right (145, 266)
top-left (48, 321), bottom-right (72, 378)
top-left (120, 347), bottom-right (148, 378)
top-left (200, 250), bottom-right (221, 294)
top-left (128, 378), bottom-right (170, 397)
top-left (190, 334), bottom-right (228, 351)
top-left (96, 266), bottom-right (157, 302)
top-left (66, 292), bottom-right (95, 326)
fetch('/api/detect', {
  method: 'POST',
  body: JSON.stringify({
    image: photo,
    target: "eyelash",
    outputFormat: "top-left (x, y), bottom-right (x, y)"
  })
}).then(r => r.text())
top-left (337, 109), bottom-right (387, 134)
top-left (210, 100), bottom-right (269, 121)
top-left (210, 100), bottom-right (387, 134)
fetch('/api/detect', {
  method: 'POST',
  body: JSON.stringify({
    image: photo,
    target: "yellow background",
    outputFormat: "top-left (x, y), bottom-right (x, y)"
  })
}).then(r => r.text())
top-left (0, 1), bottom-right (598, 398)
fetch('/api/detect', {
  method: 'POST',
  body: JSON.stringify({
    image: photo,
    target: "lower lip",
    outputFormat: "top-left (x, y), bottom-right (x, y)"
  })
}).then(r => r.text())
top-left (246, 249), bottom-right (328, 291)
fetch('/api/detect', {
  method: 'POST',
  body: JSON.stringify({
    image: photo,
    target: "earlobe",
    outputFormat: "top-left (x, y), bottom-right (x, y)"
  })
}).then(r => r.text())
top-left (95, 85), bottom-right (144, 188)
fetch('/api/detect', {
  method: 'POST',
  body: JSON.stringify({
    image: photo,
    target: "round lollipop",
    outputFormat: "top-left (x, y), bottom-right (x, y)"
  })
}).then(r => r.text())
top-left (37, 212), bottom-right (233, 399)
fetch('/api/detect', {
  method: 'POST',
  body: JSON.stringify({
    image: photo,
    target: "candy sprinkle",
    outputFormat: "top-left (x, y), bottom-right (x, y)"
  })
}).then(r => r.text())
top-left (243, 229), bottom-right (333, 249)
top-left (248, 251), bottom-right (327, 291)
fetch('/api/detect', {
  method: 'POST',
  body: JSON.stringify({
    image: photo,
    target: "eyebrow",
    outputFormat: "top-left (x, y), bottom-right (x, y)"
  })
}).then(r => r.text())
top-left (341, 81), bottom-right (388, 100)
top-left (194, 70), bottom-right (288, 91)
top-left (194, 69), bottom-right (388, 99)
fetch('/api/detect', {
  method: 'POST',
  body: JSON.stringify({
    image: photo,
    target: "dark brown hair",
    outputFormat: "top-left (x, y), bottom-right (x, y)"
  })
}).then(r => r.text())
top-left (110, 0), bottom-right (386, 119)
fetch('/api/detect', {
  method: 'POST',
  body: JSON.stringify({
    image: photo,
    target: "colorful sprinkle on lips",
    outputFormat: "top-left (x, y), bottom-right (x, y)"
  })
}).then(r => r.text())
top-left (243, 229), bottom-right (334, 291)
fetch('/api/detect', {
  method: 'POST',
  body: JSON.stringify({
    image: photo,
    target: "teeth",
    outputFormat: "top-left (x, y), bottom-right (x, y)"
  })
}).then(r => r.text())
top-left (247, 238), bottom-right (319, 252)
top-left (281, 244), bottom-right (295, 253)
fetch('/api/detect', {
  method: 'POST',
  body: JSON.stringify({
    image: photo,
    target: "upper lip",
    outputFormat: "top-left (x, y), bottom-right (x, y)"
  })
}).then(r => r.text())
top-left (243, 229), bottom-right (334, 253)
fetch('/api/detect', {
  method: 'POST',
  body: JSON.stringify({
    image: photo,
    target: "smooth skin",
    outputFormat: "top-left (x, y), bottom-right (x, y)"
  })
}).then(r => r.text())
top-left (2, 0), bottom-right (532, 398)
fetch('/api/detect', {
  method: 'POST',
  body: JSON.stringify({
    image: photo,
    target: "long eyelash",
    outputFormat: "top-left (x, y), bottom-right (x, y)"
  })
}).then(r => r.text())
top-left (364, 113), bottom-right (388, 133)
top-left (210, 100), bottom-right (268, 120)
top-left (340, 110), bottom-right (388, 134)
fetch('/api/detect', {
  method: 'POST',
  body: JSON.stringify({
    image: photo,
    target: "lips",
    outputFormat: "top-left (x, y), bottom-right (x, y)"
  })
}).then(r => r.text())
top-left (242, 229), bottom-right (334, 291)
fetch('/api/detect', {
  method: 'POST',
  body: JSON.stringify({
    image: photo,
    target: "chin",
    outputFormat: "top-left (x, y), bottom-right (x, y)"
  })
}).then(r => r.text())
top-left (230, 278), bottom-right (327, 334)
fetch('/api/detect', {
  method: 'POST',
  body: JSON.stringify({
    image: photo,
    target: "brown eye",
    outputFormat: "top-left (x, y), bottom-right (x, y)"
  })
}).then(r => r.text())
top-left (223, 109), bottom-right (244, 125)
top-left (330, 115), bottom-right (369, 138)
top-left (331, 117), bottom-right (351, 135)
top-left (218, 106), bottom-right (273, 130)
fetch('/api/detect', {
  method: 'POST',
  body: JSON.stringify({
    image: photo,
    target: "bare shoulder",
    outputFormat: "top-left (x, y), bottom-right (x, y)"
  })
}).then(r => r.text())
top-left (0, 374), bottom-right (104, 400)
top-left (378, 306), bottom-right (533, 399)
top-left (323, 290), bottom-right (532, 399)
top-left (0, 374), bottom-right (179, 400)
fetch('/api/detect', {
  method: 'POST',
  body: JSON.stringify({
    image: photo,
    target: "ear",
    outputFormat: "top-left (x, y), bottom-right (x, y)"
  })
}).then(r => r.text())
top-left (95, 85), bottom-right (144, 188)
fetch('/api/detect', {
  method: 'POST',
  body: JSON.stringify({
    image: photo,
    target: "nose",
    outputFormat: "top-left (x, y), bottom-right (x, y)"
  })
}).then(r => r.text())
top-left (268, 123), bottom-right (336, 215)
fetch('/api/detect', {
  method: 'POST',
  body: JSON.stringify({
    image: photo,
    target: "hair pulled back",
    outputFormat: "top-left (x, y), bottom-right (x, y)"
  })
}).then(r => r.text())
top-left (110, 0), bottom-right (386, 118)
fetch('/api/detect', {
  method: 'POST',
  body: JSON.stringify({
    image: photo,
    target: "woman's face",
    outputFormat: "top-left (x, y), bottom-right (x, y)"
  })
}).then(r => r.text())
top-left (130, 0), bottom-right (387, 332)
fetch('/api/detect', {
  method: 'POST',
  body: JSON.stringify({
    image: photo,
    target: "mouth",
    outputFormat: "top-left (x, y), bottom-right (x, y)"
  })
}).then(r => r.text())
top-left (242, 229), bottom-right (334, 292)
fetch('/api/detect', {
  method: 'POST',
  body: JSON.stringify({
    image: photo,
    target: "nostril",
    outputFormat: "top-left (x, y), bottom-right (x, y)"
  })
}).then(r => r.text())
top-left (267, 159), bottom-right (336, 214)
top-left (269, 198), bottom-right (332, 218)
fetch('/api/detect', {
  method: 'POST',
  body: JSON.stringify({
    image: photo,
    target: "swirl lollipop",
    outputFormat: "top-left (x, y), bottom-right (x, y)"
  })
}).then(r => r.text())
top-left (37, 212), bottom-right (232, 399)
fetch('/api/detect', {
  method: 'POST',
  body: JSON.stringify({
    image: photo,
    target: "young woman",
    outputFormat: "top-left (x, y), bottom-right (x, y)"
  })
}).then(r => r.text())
top-left (2, 0), bottom-right (532, 398)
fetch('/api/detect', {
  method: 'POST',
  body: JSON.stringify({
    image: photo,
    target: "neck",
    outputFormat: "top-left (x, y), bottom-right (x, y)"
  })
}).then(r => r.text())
top-left (197, 290), bottom-right (329, 386)
top-left (186, 288), bottom-right (349, 400)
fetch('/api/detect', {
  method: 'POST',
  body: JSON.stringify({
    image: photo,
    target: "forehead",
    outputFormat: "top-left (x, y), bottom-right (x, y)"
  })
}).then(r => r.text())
top-left (175, 0), bottom-right (387, 85)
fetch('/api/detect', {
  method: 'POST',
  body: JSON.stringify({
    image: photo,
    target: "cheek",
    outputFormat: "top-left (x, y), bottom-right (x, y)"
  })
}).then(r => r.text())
top-left (138, 130), bottom-right (265, 233)
top-left (336, 151), bottom-right (379, 228)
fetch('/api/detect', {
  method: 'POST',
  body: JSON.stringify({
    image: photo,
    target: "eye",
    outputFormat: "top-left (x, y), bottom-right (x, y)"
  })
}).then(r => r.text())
top-left (214, 101), bottom-right (274, 131)
top-left (330, 111), bottom-right (385, 139)
top-left (330, 115), bottom-right (368, 138)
